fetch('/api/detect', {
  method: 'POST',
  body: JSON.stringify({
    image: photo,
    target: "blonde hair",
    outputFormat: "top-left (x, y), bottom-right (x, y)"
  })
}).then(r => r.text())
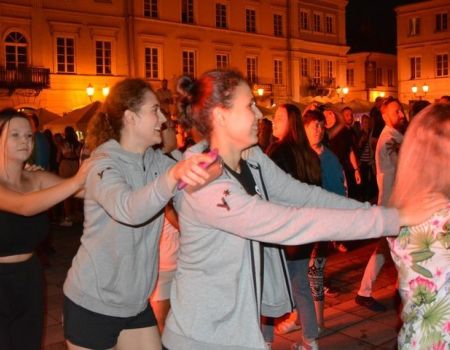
top-left (389, 103), bottom-right (450, 208)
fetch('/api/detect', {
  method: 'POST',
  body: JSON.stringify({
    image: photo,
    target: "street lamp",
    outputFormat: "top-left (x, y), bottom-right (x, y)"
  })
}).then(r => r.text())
top-left (336, 86), bottom-right (349, 102)
top-left (257, 88), bottom-right (264, 97)
top-left (102, 84), bottom-right (110, 97)
top-left (411, 83), bottom-right (429, 100)
top-left (86, 83), bottom-right (95, 102)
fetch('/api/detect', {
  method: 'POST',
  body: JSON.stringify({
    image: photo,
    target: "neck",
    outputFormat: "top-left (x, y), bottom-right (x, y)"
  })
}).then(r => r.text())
top-left (210, 135), bottom-right (241, 172)
top-left (311, 143), bottom-right (324, 155)
top-left (120, 131), bottom-right (147, 155)
top-left (0, 159), bottom-right (24, 186)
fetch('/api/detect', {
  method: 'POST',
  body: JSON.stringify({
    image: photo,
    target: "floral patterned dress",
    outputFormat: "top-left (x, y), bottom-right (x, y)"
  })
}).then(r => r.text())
top-left (388, 203), bottom-right (450, 350)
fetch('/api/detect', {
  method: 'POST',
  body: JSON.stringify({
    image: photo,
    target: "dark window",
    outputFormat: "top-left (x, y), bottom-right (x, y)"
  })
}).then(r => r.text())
top-left (216, 3), bottom-right (227, 29)
top-left (144, 0), bottom-right (158, 18)
top-left (274, 14), bottom-right (283, 36)
top-left (56, 37), bottom-right (75, 73)
top-left (5, 32), bottom-right (28, 69)
top-left (145, 47), bottom-right (159, 79)
top-left (246, 9), bottom-right (256, 33)
top-left (182, 0), bottom-right (194, 24)
top-left (96, 40), bottom-right (112, 75)
top-left (182, 50), bottom-right (196, 77)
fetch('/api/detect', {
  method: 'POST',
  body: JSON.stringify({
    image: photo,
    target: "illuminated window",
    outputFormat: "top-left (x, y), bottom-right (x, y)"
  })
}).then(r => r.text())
top-left (409, 17), bottom-right (420, 36)
top-left (246, 9), bottom-right (256, 33)
top-left (274, 59), bottom-right (283, 84)
top-left (246, 56), bottom-right (258, 83)
top-left (182, 50), bottom-right (196, 77)
top-left (346, 68), bottom-right (354, 87)
top-left (5, 32), bottom-right (27, 69)
top-left (144, 0), bottom-right (158, 18)
top-left (436, 13), bottom-right (448, 32)
top-left (56, 37), bottom-right (75, 73)
top-left (410, 56), bottom-right (421, 79)
top-left (182, 0), bottom-right (194, 24)
top-left (145, 47), bottom-right (159, 80)
top-left (216, 3), bottom-right (227, 28)
top-left (301, 58), bottom-right (308, 77)
top-left (216, 53), bottom-right (229, 69)
top-left (96, 40), bottom-right (112, 75)
top-left (436, 54), bottom-right (448, 77)
top-left (274, 14), bottom-right (283, 36)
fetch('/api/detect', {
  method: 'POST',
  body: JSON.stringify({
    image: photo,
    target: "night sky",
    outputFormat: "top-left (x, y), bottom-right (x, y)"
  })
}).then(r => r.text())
top-left (346, 0), bottom-right (426, 54)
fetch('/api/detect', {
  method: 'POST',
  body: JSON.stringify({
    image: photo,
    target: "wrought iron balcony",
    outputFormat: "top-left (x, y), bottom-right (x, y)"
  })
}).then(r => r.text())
top-left (0, 66), bottom-right (50, 95)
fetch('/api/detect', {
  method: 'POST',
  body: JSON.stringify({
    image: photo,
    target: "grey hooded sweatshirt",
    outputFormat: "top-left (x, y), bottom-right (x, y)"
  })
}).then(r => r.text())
top-left (63, 139), bottom-right (175, 317)
top-left (162, 142), bottom-right (399, 350)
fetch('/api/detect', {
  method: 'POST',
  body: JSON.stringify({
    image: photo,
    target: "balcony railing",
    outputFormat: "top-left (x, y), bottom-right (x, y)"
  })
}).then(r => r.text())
top-left (0, 66), bottom-right (50, 95)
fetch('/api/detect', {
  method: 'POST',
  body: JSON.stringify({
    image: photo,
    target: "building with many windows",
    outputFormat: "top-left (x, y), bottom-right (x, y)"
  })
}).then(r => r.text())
top-left (0, 0), bottom-right (350, 116)
top-left (396, 0), bottom-right (449, 103)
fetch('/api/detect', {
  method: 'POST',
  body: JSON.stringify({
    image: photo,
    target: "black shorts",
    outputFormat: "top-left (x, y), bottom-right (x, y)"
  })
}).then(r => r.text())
top-left (63, 296), bottom-right (157, 349)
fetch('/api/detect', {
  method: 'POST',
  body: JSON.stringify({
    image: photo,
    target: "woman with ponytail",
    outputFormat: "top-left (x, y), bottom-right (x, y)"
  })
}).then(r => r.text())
top-left (161, 69), bottom-right (446, 350)
top-left (62, 78), bottom-right (214, 350)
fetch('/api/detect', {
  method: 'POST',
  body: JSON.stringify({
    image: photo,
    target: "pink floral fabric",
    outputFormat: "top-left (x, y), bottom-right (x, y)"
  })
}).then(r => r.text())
top-left (388, 204), bottom-right (450, 350)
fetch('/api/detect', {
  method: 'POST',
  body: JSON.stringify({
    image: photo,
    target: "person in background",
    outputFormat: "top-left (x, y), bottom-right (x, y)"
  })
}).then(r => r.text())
top-left (265, 104), bottom-right (321, 350)
top-left (409, 100), bottom-right (430, 121)
top-left (156, 79), bottom-right (174, 118)
top-left (58, 126), bottom-right (82, 227)
top-left (0, 108), bottom-right (92, 350)
top-left (355, 97), bottom-right (407, 312)
top-left (439, 95), bottom-right (450, 103)
top-left (62, 78), bottom-right (213, 350)
top-left (257, 117), bottom-right (273, 152)
top-left (388, 103), bottom-right (449, 349)
top-left (29, 114), bottom-right (50, 170)
top-left (370, 96), bottom-right (385, 139)
top-left (161, 69), bottom-right (445, 350)
top-left (357, 115), bottom-right (378, 203)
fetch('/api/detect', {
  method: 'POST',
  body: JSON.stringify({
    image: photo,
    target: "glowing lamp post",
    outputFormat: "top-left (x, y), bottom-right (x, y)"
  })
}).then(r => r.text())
top-left (257, 88), bottom-right (264, 97)
top-left (411, 83), bottom-right (429, 100)
top-left (102, 84), bottom-right (110, 97)
top-left (336, 86), bottom-right (349, 103)
top-left (86, 83), bottom-right (95, 102)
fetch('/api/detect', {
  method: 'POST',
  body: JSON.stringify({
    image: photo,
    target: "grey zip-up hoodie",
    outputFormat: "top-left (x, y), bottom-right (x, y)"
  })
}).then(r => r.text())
top-left (63, 140), bottom-right (175, 317)
top-left (163, 142), bottom-right (399, 350)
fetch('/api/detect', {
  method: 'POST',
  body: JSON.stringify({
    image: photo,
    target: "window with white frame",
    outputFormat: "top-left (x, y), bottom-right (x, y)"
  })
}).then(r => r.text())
top-left (145, 47), bottom-right (160, 80)
top-left (436, 13), bottom-right (448, 32)
top-left (346, 68), bottom-right (354, 87)
top-left (301, 58), bottom-right (308, 77)
top-left (409, 17), bottom-right (420, 36)
top-left (246, 56), bottom-right (258, 83)
top-left (326, 60), bottom-right (333, 78)
top-left (216, 53), bottom-right (229, 69)
top-left (325, 15), bottom-right (333, 34)
top-left (5, 32), bottom-right (28, 69)
top-left (274, 14), bottom-right (283, 36)
top-left (56, 37), bottom-right (75, 73)
top-left (144, 0), bottom-right (158, 18)
top-left (182, 0), bottom-right (194, 24)
top-left (246, 9), bottom-right (256, 33)
top-left (95, 40), bottom-right (112, 75)
top-left (274, 59), bottom-right (283, 84)
top-left (313, 59), bottom-right (321, 85)
top-left (376, 67), bottom-right (383, 86)
top-left (313, 13), bottom-right (321, 32)
top-left (436, 54), bottom-right (448, 77)
top-left (299, 10), bottom-right (308, 30)
top-left (410, 56), bottom-right (421, 79)
top-left (182, 50), bottom-right (196, 77)
top-left (387, 68), bottom-right (394, 86)
top-left (216, 3), bottom-right (227, 29)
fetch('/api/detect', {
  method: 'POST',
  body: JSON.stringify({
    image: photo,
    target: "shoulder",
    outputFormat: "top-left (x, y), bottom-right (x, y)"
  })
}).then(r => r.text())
top-left (23, 169), bottom-right (59, 190)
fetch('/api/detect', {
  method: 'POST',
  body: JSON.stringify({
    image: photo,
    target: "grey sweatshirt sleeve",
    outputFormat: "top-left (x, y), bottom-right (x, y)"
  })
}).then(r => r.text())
top-left (86, 158), bottom-right (174, 226)
top-left (182, 179), bottom-right (399, 245)
top-left (251, 147), bottom-right (369, 210)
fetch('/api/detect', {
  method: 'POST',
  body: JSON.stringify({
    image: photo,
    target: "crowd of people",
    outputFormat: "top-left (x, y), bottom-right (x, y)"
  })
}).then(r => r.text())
top-left (0, 69), bottom-right (448, 350)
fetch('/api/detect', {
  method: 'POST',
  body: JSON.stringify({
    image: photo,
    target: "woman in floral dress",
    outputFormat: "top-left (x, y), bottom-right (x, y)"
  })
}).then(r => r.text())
top-left (388, 103), bottom-right (450, 350)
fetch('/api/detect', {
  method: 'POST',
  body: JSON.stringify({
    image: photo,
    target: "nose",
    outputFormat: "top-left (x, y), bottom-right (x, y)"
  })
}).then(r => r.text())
top-left (158, 108), bottom-right (167, 123)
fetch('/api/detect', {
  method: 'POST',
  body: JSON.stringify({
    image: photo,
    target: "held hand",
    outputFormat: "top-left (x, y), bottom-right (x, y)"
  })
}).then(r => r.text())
top-left (24, 163), bottom-right (44, 172)
top-left (398, 192), bottom-right (448, 227)
top-left (73, 158), bottom-right (95, 189)
top-left (170, 153), bottom-right (216, 189)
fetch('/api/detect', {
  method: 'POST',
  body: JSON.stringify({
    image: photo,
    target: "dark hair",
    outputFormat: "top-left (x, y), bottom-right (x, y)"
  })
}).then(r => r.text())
top-left (86, 78), bottom-right (154, 150)
top-left (380, 96), bottom-right (401, 113)
top-left (341, 106), bottom-right (352, 114)
top-left (0, 108), bottom-right (30, 136)
top-left (410, 100), bottom-right (431, 119)
top-left (177, 69), bottom-right (245, 138)
top-left (269, 104), bottom-right (321, 186)
top-left (302, 109), bottom-right (325, 125)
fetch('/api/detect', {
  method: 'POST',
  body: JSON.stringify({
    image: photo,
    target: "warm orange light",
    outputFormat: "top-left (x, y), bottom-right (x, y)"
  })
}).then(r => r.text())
top-left (342, 86), bottom-right (349, 95)
top-left (380, 91), bottom-right (385, 97)
top-left (102, 84), bottom-right (110, 97)
top-left (411, 85), bottom-right (418, 94)
top-left (257, 88), bottom-right (264, 96)
top-left (422, 83), bottom-right (429, 94)
top-left (86, 83), bottom-right (95, 101)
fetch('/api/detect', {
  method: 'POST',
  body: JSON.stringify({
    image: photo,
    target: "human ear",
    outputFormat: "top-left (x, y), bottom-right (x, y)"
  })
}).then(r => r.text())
top-left (123, 109), bottom-right (136, 126)
top-left (212, 106), bottom-right (227, 127)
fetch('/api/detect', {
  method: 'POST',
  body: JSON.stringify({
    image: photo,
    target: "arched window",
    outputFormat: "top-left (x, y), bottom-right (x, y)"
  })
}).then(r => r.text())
top-left (5, 32), bottom-right (28, 69)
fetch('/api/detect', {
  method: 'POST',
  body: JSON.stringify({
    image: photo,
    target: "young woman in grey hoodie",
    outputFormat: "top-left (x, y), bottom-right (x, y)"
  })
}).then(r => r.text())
top-left (161, 69), bottom-right (446, 350)
top-left (62, 78), bottom-right (215, 350)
